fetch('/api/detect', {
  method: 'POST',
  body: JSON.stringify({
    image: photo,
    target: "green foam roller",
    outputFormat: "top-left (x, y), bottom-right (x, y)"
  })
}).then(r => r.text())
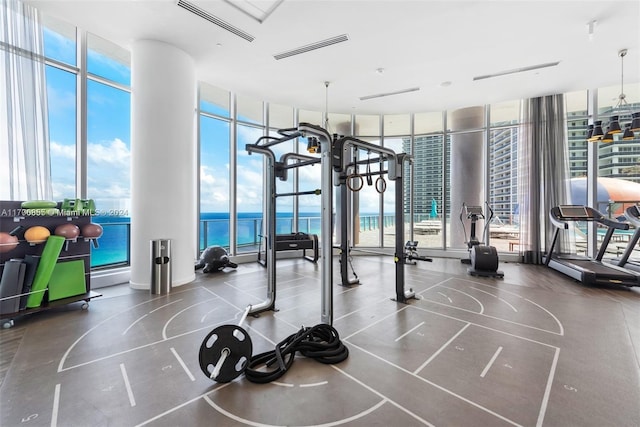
top-left (26, 236), bottom-right (65, 308)
top-left (21, 200), bottom-right (58, 209)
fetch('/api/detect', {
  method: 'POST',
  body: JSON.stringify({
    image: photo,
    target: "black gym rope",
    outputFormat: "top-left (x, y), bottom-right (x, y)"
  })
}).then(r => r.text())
top-left (244, 324), bottom-right (349, 384)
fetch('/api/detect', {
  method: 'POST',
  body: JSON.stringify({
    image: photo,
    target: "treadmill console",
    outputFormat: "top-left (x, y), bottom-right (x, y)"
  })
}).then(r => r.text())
top-left (558, 205), bottom-right (591, 220)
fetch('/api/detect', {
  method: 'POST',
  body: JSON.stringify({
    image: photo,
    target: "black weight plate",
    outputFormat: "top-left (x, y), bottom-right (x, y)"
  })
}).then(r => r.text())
top-left (199, 324), bottom-right (253, 383)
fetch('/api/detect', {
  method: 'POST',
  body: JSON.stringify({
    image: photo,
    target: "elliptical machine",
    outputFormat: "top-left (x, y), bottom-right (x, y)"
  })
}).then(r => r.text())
top-left (459, 202), bottom-right (504, 278)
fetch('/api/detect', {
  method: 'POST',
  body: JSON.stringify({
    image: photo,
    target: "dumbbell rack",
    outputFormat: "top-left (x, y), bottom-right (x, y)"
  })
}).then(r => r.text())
top-left (0, 200), bottom-right (102, 328)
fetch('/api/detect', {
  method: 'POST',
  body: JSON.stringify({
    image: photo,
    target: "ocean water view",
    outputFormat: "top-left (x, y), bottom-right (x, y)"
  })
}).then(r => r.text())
top-left (90, 212), bottom-right (388, 268)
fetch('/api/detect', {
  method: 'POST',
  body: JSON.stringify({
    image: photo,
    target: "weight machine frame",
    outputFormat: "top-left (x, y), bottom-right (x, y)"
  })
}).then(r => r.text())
top-left (245, 123), bottom-right (334, 324)
top-left (332, 136), bottom-right (417, 303)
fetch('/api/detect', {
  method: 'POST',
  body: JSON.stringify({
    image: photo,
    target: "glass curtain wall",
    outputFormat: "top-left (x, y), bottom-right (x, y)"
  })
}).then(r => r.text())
top-left (488, 100), bottom-right (520, 252)
top-left (565, 90), bottom-right (589, 253)
top-left (29, 7), bottom-right (640, 272)
top-left (199, 83), bottom-right (231, 251)
top-left (85, 34), bottom-right (131, 268)
top-left (594, 82), bottom-right (640, 259)
top-left (39, 15), bottom-right (132, 269)
top-left (411, 112), bottom-right (444, 249)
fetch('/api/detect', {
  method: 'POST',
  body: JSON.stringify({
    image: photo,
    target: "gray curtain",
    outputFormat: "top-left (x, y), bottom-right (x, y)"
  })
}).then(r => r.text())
top-left (0, 0), bottom-right (52, 201)
top-left (518, 94), bottom-right (570, 264)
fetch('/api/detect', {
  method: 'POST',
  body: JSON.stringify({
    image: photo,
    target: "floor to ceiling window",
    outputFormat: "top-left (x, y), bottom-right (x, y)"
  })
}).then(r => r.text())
top-left (85, 34), bottom-right (131, 268)
top-left (199, 83), bottom-right (231, 251)
top-left (236, 95), bottom-right (265, 254)
top-left (411, 112), bottom-right (445, 249)
top-left (11, 6), bottom-right (640, 278)
top-left (42, 15), bottom-right (76, 201)
top-left (594, 82), bottom-right (640, 259)
top-left (488, 100), bottom-right (520, 253)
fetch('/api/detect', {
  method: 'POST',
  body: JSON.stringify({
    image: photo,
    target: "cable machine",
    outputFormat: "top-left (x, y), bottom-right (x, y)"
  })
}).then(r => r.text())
top-left (245, 123), bottom-right (335, 323)
top-left (332, 136), bottom-right (429, 303)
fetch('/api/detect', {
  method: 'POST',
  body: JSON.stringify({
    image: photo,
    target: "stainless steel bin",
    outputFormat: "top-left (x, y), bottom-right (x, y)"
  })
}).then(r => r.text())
top-left (151, 239), bottom-right (171, 295)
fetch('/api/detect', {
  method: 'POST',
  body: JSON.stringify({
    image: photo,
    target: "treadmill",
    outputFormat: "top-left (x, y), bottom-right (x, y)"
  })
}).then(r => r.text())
top-left (544, 205), bottom-right (640, 287)
top-left (612, 205), bottom-right (640, 273)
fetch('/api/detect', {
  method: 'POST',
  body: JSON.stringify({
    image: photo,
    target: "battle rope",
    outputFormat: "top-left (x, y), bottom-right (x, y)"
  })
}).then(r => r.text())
top-left (244, 324), bottom-right (349, 384)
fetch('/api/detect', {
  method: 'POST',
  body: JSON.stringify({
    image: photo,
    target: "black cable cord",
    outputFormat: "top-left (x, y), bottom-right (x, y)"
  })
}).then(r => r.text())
top-left (347, 247), bottom-right (358, 280)
top-left (244, 324), bottom-right (349, 384)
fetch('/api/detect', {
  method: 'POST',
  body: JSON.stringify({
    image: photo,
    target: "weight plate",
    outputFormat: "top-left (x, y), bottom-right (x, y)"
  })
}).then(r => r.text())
top-left (199, 324), bottom-right (253, 383)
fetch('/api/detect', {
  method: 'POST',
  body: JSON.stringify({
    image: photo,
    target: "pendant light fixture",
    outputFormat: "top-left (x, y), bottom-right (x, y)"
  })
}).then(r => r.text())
top-left (589, 49), bottom-right (639, 142)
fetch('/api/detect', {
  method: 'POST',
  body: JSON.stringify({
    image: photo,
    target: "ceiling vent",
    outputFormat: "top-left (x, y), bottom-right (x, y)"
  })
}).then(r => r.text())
top-left (473, 61), bottom-right (560, 81)
top-left (176, 0), bottom-right (255, 42)
top-left (360, 87), bottom-right (420, 101)
top-left (274, 34), bottom-right (349, 60)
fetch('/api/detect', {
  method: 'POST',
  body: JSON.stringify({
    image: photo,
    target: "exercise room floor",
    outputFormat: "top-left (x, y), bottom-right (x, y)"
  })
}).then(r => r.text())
top-left (1, 256), bottom-right (639, 426)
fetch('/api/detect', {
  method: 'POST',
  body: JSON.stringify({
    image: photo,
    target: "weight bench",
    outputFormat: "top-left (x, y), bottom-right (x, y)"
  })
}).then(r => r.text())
top-left (258, 233), bottom-right (319, 266)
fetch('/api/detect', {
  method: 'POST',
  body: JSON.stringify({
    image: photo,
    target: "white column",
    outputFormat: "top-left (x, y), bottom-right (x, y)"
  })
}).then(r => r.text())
top-left (130, 40), bottom-right (197, 289)
top-left (450, 106), bottom-right (485, 249)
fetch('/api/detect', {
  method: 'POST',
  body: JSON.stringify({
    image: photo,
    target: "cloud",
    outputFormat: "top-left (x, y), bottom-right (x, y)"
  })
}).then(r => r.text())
top-left (200, 165), bottom-right (230, 211)
top-left (50, 141), bottom-right (75, 159)
top-left (87, 138), bottom-right (130, 167)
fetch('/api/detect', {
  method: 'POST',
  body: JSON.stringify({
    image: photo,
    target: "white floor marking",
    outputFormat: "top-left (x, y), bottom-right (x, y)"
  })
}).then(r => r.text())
top-left (332, 366), bottom-right (435, 426)
top-left (409, 304), bottom-right (559, 349)
top-left (161, 297), bottom-right (218, 340)
top-left (437, 292), bottom-right (453, 303)
top-left (333, 296), bottom-right (392, 322)
top-left (58, 297), bottom-right (188, 372)
top-left (480, 346), bottom-right (503, 378)
top-left (122, 314), bottom-right (148, 336)
top-left (200, 307), bottom-right (218, 323)
top-left (415, 297), bottom-right (562, 337)
top-left (415, 277), bottom-right (456, 296)
top-left (60, 315), bottom-right (240, 371)
top-left (436, 285), bottom-right (485, 314)
top-left (51, 383), bottom-right (60, 427)
top-left (469, 287), bottom-right (518, 312)
top-left (149, 299), bottom-right (184, 313)
top-left (244, 323), bottom-right (278, 346)
top-left (170, 347), bottom-right (195, 381)
top-left (343, 305), bottom-right (411, 340)
top-left (536, 347), bottom-right (560, 427)
top-left (443, 277), bottom-right (564, 335)
top-left (272, 381), bottom-right (294, 387)
top-left (134, 383), bottom-right (232, 427)
top-left (345, 342), bottom-right (522, 427)
top-left (414, 323), bottom-right (471, 375)
top-left (524, 299), bottom-right (564, 336)
top-left (205, 393), bottom-right (391, 427)
top-left (395, 321), bottom-right (425, 342)
top-left (120, 363), bottom-right (136, 407)
top-left (299, 381), bottom-right (328, 388)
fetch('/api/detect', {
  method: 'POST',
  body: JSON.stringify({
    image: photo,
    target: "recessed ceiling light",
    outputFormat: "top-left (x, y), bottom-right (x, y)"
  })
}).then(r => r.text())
top-left (375, 68), bottom-right (385, 75)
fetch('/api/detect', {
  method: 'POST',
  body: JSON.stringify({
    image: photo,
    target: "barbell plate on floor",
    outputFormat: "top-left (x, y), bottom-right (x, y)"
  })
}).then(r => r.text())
top-left (199, 324), bottom-right (253, 383)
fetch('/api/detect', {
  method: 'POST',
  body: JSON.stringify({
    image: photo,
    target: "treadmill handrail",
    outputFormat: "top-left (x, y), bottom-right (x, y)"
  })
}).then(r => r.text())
top-left (624, 205), bottom-right (640, 227)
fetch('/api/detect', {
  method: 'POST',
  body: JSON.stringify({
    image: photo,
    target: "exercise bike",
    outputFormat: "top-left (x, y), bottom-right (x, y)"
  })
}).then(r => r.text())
top-left (459, 202), bottom-right (504, 278)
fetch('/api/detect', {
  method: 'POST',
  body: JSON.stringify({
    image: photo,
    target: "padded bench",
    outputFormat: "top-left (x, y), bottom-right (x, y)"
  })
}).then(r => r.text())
top-left (258, 233), bottom-right (319, 265)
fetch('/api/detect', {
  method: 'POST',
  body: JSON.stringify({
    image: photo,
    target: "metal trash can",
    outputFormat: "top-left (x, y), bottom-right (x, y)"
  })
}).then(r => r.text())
top-left (151, 239), bottom-right (171, 295)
